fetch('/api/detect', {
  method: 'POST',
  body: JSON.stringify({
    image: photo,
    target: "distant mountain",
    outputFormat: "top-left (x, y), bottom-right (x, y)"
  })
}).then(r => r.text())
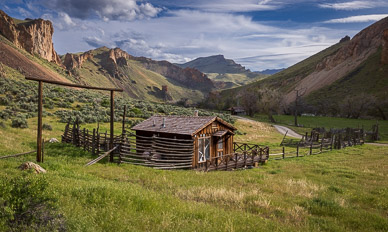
top-left (177, 54), bottom-right (250, 74)
top-left (177, 55), bottom-right (267, 89)
top-left (217, 16), bottom-right (388, 117)
top-left (0, 10), bottom-right (213, 103)
top-left (258, 68), bottom-right (285, 75)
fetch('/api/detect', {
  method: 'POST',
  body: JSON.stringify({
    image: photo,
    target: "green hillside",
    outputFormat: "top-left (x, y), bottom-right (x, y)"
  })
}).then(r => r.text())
top-left (70, 47), bottom-right (204, 103)
top-left (305, 47), bottom-right (388, 105)
top-left (207, 72), bottom-right (267, 88)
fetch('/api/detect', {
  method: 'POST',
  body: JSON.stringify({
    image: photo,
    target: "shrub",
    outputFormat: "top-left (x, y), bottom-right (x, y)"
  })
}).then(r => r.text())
top-left (0, 175), bottom-right (65, 231)
top-left (11, 116), bottom-right (28, 128)
top-left (43, 123), bottom-right (53, 131)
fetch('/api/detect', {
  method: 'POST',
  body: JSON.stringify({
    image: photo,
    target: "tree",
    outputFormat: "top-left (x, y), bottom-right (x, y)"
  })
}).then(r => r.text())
top-left (240, 90), bottom-right (259, 117)
top-left (257, 88), bottom-right (282, 123)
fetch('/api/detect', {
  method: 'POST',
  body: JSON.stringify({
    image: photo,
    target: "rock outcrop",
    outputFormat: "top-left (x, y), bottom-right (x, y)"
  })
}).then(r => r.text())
top-left (316, 17), bottom-right (388, 71)
top-left (63, 51), bottom-right (93, 70)
top-left (382, 29), bottom-right (388, 64)
top-left (0, 10), bottom-right (61, 65)
top-left (131, 56), bottom-right (215, 91)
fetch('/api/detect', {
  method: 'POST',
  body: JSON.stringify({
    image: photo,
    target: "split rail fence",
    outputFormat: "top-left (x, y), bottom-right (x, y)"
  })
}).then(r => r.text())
top-left (275, 127), bottom-right (365, 160)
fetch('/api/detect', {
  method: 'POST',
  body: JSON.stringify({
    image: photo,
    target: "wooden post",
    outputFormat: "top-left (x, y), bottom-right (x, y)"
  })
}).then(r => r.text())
top-left (235, 153), bottom-right (238, 169)
top-left (110, 91), bottom-right (114, 162)
top-left (320, 138), bottom-right (323, 153)
top-left (92, 129), bottom-right (96, 155)
top-left (37, 81), bottom-right (43, 163)
top-left (83, 128), bottom-right (86, 151)
top-left (41, 139), bottom-right (44, 163)
top-left (331, 135), bottom-right (334, 151)
top-left (309, 143), bottom-right (312, 155)
top-left (122, 105), bottom-right (126, 135)
top-left (296, 144), bottom-right (299, 157)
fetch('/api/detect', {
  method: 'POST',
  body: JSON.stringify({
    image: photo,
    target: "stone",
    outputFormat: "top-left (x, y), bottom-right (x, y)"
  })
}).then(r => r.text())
top-left (19, 162), bottom-right (47, 174)
top-left (49, 138), bottom-right (59, 143)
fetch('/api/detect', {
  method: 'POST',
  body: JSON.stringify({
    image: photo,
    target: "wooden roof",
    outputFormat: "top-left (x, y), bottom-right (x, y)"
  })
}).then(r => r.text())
top-left (132, 115), bottom-right (236, 136)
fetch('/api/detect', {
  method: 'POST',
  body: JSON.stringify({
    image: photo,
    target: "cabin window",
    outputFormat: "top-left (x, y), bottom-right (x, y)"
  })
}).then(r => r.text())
top-left (217, 138), bottom-right (224, 157)
top-left (198, 137), bottom-right (210, 163)
top-left (217, 139), bottom-right (223, 149)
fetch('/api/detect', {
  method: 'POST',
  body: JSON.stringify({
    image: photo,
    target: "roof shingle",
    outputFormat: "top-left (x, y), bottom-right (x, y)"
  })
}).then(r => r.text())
top-left (132, 116), bottom-right (235, 136)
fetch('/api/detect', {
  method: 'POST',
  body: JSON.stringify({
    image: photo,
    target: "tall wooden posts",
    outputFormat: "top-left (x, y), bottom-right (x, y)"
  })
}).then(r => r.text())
top-left (122, 105), bottom-right (126, 134)
top-left (26, 76), bottom-right (123, 163)
top-left (110, 90), bottom-right (114, 162)
top-left (37, 81), bottom-right (43, 162)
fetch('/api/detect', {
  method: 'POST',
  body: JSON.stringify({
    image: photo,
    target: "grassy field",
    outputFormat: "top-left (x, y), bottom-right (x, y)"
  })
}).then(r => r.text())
top-left (1, 116), bottom-right (388, 231)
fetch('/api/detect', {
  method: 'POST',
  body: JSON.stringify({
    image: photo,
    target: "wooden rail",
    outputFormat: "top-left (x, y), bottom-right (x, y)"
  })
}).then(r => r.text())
top-left (0, 150), bottom-right (36, 159)
top-left (85, 146), bottom-right (118, 166)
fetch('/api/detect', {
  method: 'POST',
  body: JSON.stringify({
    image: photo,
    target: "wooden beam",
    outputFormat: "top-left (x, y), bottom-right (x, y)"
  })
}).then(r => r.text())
top-left (26, 76), bottom-right (123, 92)
top-left (37, 81), bottom-right (43, 162)
top-left (110, 90), bottom-right (114, 162)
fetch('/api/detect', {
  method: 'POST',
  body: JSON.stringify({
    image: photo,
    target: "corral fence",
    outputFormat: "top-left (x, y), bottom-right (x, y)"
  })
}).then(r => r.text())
top-left (276, 127), bottom-right (365, 160)
top-left (62, 121), bottom-right (269, 170)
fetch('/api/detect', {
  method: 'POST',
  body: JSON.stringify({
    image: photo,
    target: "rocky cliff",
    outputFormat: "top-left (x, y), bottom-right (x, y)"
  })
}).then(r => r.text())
top-left (0, 10), bottom-right (61, 65)
top-left (63, 51), bottom-right (94, 70)
top-left (316, 17), bottom-right (388, 71)
top-left (177, 54), bottom-right (250, 74)
top-left (130, 56), bottom-right (215, 91)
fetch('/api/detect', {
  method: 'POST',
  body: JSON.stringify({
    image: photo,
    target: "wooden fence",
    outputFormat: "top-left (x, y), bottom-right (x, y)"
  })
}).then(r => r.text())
top-left (197, 144), bottom-right (269, 171)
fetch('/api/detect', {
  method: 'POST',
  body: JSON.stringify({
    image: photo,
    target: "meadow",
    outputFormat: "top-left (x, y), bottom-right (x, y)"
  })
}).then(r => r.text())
top-left (1, 72), bottom-right (388, 231)
top-left (1, 115), bottom-right (388, 231)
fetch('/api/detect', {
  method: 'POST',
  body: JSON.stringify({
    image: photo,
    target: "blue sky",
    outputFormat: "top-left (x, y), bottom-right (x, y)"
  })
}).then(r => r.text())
top-left (1, 0), bottom-right (388, 71)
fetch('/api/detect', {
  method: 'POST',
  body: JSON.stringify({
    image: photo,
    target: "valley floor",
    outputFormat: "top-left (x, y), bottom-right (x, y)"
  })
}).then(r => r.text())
top-left (0, 118), bottom-right (388, 231)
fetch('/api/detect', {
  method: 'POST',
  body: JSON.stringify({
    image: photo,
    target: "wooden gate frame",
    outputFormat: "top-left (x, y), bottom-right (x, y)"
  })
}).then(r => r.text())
top-left (26, 77), bottom-right (123, 163)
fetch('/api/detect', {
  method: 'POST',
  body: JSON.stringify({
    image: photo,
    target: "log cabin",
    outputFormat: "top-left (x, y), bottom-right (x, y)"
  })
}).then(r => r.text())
top-left (131, 115), bottom-right (236, 168)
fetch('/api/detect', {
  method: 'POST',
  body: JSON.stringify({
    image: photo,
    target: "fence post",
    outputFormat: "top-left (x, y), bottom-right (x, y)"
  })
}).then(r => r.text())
top-left (309, 143), bottom-right (312, 155)
top-left (92, 129), bottom-right (96, 155)
top-left (86, 129), bottom-right (90, 152)
top-left (83, 128), bottom-right (86, 151)
top-left (320, 138), bottom-right (323, 153)
top-left (244, 151), bottom-right (247, 168)
top-left (235, 153), bottom-right (238, 169)
top-left (282, 146), bottom-right (285, 159)
top-left (215, 157), bottom-right (218, 171)
top-left (41, 139), bottom-right (44, 163)
top-left (296, 144), bottom-right (299, 157)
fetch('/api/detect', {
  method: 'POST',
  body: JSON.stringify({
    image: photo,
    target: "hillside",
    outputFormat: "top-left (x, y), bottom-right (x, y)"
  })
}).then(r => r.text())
top-left (177, 55), bottom-right (266, 88)
top-left (218, 17), bottom-right (388, 117)
top-left (0, 10), bottom-right (213, 103)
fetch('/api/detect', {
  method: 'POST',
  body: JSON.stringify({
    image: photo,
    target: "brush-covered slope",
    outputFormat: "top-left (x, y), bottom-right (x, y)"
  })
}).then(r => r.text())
top-left (0, 10), bottom-right (212, 103)
top-left (177, 55), bottom-right (266, 88)
top-left (219, 17), bottom-right (388, 108)
top-left (63, 47), bottom-right (206, 102)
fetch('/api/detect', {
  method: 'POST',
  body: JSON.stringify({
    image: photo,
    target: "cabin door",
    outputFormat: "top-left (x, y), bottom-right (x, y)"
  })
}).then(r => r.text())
top-left (198, 137), bottom-right (210, 163)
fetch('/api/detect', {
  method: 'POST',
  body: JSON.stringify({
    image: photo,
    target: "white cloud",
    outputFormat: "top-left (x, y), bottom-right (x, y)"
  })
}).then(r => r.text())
top-left (41, 0), bottom-right (162, 21)
top-left (324, 14), bottom-right (388, 23)
top-left (318, 1), bottom-right (388, 10)
top-left (50, 5), bottom-right (358, 70)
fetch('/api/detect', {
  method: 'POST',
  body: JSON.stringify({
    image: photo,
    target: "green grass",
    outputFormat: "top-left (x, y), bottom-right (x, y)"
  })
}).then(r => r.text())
top-left (1, 141), bottom-right (387, 231)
